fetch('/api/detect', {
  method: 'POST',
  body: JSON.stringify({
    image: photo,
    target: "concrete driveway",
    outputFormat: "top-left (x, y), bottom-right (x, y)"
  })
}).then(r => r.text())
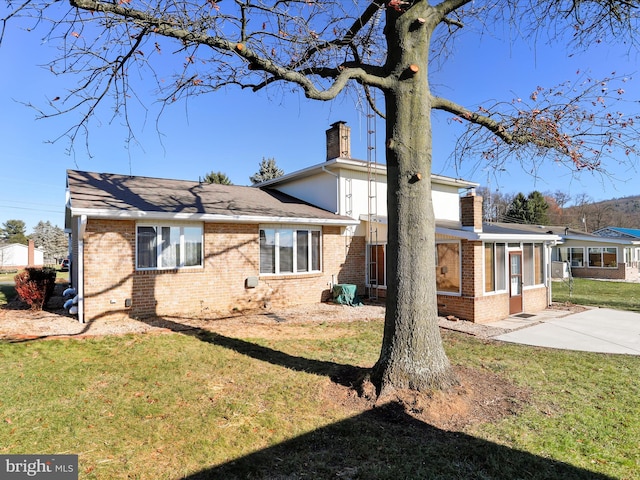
top-left (489, 308), bottom-right (640, 355)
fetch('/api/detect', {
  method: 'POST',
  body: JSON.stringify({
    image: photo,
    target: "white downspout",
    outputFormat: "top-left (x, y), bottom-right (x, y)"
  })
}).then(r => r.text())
top-left (77, 215), bottom-right (87, 323)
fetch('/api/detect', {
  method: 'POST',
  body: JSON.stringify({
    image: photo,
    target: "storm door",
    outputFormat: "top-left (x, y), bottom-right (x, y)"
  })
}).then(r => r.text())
top-left (509, 252), bottom-right (523, 314)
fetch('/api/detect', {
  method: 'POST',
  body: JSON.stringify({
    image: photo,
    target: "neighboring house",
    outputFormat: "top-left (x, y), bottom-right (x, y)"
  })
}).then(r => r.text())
top-left (0, 240), bottom-right (44, 269)
top-left (549, 226), bottom-right (640, 281)
top-left (65, 122), bottom-right (561, 324)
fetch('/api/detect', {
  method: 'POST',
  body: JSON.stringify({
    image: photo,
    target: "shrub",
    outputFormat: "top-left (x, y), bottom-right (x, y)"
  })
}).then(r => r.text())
top-left (14, 267), bottom-right (57, 310)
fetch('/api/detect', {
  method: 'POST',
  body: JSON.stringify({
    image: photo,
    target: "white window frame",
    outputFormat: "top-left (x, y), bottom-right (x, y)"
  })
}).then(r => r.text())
top-left (522, 243), bottom-right (545, 287)
top-left (484, 242), bottom-right (507, 295)
top-left (136, 222), bottom-right (203, 271)
top-left (259, 225), bottom-right (322, 275)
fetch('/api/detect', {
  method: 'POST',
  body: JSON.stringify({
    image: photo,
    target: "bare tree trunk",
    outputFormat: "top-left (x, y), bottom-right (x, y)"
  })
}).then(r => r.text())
top-left (371, 8), bottom-right (457, 396)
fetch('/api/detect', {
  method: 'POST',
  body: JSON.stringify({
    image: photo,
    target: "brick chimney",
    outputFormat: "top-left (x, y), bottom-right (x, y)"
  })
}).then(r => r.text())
top-left (461, 189), bottom-right (483, 232)
top-left (326, 121), bottom-right (351, 160)
top-left (27, 239), bottom-right (35, 266)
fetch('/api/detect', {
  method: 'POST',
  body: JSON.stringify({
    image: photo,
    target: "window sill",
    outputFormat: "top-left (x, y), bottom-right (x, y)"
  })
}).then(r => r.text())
top-left (260, 272), bottom-right (323, 280)
top-left (135, 267), bottom-right (204, 274)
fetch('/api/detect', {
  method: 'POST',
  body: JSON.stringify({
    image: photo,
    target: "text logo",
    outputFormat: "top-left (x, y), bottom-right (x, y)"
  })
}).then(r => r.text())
top-left (1, 455), bottom-right (78, 479)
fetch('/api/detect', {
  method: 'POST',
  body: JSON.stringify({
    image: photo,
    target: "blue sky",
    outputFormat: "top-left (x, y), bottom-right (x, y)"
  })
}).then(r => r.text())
top-left (1, 8), bottom-right (639, 234)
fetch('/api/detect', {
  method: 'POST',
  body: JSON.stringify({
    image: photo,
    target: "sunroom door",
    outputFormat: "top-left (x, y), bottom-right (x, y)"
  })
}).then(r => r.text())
top-left (509, 252), bottom-right (523, 314)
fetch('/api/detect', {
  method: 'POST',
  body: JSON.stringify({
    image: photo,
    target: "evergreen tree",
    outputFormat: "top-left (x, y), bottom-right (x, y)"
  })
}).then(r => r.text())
top-left (504, 191), bottom-right (550, 224)
top-left (505, 193), bottom-right (529, 223)
top-left (250, 157), bottom-right (284, 184)
top-left (203, 171), bottom-right (233, 185)
top-left (527, 191), bottom-right (550, 225)
top-left (31, 221), bottom-right (68, 263)
top-left (1, 220), bottom-right (28, 245)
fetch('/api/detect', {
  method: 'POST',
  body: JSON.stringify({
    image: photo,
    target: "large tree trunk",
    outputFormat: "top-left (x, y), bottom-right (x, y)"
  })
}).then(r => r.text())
top-left (371, 7), bottom-right (458, 396)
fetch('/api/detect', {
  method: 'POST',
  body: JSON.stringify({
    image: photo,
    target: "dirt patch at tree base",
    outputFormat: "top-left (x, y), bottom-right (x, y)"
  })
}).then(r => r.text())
top-left (324, 365), bottom-right (530, 432)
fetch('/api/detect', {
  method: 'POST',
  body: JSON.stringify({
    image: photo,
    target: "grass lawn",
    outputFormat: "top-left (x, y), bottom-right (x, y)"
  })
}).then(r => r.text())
top-left (553, 277), bottom-right (640, 312)
top-left (0, 322), bottom-right (638, 479)
top-left (0, 284), bottom-right (15, 305)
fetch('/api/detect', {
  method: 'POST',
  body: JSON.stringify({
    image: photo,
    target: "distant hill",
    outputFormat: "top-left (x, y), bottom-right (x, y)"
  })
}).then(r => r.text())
top-left (562, 195), bottom-right (640, 232)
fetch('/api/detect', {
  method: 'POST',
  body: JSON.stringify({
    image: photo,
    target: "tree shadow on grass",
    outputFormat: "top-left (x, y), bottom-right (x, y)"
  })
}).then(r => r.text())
top-left (143, 316), bottom-right (367, 389)
top-left (146, 317), bottom-right (614, 480)
top-left (181, 401), bottom-right (614, 480)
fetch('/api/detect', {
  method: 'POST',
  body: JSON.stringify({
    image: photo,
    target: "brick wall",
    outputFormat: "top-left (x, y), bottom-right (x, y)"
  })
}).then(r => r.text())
top-left (460, 193), bottom-right (483, 231)
top-left (438, 285), bottom-right (549, 324)
top-left (436, 238), bottom-right (550, 323)
top-left (81, 220), bottom-right (366, 320)
top-left (571, 264), bottom-right (628, 280)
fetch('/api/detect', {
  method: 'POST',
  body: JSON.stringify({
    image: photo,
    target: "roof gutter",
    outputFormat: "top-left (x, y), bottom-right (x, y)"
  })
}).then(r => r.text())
top-left (69, 208), bottom-right (359, 227)
top-left (436, 226), bottom-right (562, 243)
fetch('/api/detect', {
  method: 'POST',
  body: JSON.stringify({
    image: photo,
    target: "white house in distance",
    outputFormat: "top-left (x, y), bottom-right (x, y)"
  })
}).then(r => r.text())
top-left (0, 240), bottom-right (44, 269)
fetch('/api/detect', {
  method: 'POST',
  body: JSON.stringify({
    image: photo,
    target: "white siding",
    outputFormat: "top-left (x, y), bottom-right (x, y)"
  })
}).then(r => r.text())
top-left (338, 168), bottom-right (387, 217)
top-left (0, 244), bottom-right (44, 267)
top-left (268, 173), bottom-right (339, 214)
top-left (432, 183), bottom-right (461, 222)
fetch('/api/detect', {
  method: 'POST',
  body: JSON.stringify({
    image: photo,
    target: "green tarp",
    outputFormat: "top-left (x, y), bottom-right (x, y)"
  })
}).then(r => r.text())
top-left (332, 284), bottom-right (363, 306)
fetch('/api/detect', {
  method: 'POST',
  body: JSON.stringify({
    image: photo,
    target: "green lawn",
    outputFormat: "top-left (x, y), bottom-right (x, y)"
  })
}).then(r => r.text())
top-left (1, 321), bottom-right (637, 479)
top-left (0, 284), bottom-right (15, 305)
top-left (552, 277), bottom-right (640, 312)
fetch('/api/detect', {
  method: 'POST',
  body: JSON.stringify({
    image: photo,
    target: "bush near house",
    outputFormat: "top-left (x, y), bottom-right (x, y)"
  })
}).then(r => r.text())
top-left (14, 267), bottom-right (57, 310)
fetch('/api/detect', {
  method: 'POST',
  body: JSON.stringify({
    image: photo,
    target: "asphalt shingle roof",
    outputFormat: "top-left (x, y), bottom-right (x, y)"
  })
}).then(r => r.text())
top-left (66, 170), bottom-right (354, 223)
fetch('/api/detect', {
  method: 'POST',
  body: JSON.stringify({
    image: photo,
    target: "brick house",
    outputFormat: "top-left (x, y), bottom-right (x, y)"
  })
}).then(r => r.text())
top-left (548, 226), bottom-right (640, 281)
top-left (65, 122), bottom-right (561, 324)
top-left (256, 122), bottom-right (562, 323)
top-left (65, 170), bottom-right (359, 323)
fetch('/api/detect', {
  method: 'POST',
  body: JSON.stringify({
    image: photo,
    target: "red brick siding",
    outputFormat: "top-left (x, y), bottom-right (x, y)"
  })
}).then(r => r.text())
top-left (571, 264), bottom-right (627, 280)
top-left (460, 194), bottom-right (483, 231)
top-left (438, 285), bottom-right (548, 324)
top-left (80, 220), bottom-right (365, 320)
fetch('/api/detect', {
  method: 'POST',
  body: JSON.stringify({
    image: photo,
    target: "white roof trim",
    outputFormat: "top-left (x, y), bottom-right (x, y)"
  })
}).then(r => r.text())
top-left (436, 226), bottom-right (562, 243)
top-left (359, 217), bottom-right (562, 242)
top-left (69, 208), bottom-right (359, 227)
top-left (358, 214), bottom-right (388, 224)
top-left (256, 158), bottom-right (478, 189)
top-left (562, 235), bottom-right (640, 245)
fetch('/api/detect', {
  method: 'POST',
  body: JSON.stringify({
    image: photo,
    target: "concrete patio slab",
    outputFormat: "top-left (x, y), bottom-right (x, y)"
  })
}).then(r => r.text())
top-left (491, 308), bottom-right (640, 355)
